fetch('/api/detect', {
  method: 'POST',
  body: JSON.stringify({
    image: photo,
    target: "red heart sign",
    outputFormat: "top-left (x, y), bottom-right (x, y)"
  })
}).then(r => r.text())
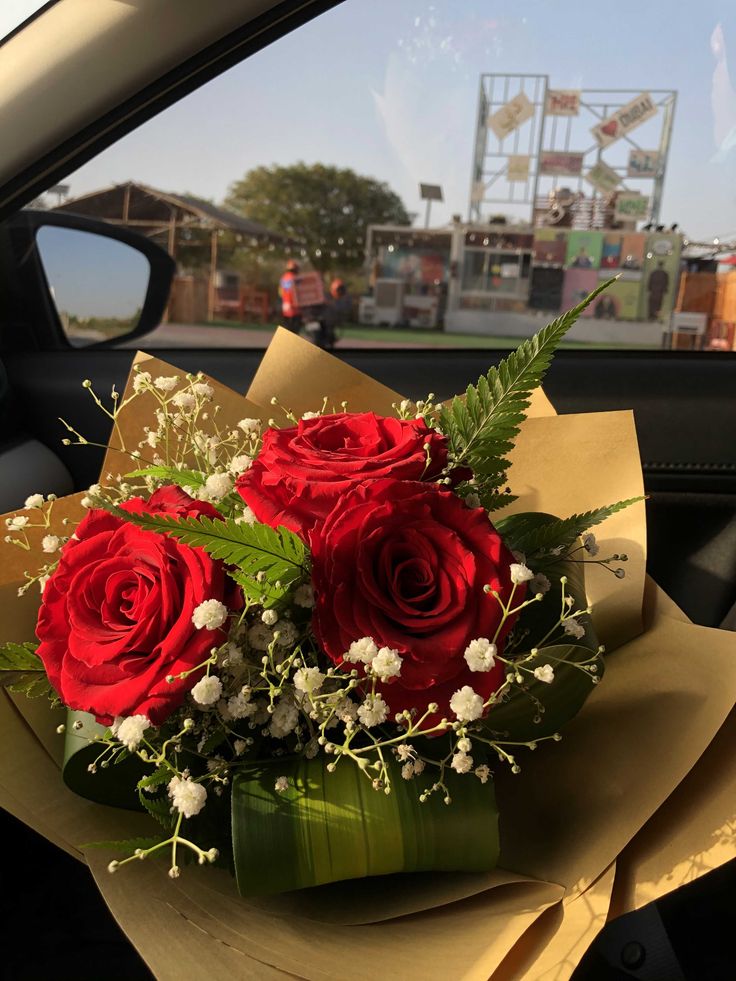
top-left (600, 119), bottom-right (618, 138)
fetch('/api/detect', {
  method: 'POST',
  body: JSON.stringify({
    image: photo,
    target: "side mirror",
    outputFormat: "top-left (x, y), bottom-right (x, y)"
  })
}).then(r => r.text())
top-left (1, 210), bottom-right (175, 350)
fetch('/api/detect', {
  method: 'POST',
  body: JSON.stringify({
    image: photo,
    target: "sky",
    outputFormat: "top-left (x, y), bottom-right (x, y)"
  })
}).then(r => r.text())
top-left (7, 0), bottom-right (736, 242)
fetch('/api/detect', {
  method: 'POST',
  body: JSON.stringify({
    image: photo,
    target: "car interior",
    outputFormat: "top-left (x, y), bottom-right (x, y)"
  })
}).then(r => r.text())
top-left (0, 1), bottom-right (734, 979)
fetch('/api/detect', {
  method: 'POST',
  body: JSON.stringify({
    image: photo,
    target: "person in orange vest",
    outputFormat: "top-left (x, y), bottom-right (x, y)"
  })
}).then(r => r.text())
top-left (278, 259), bottom-right (302, 334)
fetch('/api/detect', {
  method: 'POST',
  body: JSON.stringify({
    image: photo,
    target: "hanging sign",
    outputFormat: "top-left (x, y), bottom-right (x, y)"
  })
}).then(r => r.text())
top-left (627, 149), bottom-right (660, 177)
top-left (591, 92), bottom-right (657, 148)
top-left (614, 192), bottom-right (650, 222)
top-left (507, 155), bottom-right (530, 182)
top-left (539, 151), bottom-right (584, 176)
top-left (546, 89), bottom-right (580, 116)
top-left (487, 91), bottom-right (534, 140)
top-left (585, 161), bottom-right (621, 194)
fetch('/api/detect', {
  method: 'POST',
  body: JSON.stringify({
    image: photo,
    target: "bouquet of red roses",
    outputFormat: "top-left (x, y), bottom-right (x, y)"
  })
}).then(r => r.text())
top-left (0, 285), bottom-right (645, 897)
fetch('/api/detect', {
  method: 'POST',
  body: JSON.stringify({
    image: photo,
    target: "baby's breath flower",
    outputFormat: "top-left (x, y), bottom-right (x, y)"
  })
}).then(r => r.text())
top-left (274, 621), bottom-right (298, 648)
top-left (228, 454), bottom-right (252, 475)
top-left (6, 515), bottom-right (28, 530)
top-left (530, 573), bottom-right (551, 595)
top-left (275, 776), bottom-right (290, 793)
top-left (111, 715), bottom-right (150, 751)
top-left (41, 534), bottom-right (60, 553)
top-left (261, 609), bottom-right (279, 627)
top-left (463, 638), bottom-right (497, 672)
top-left (192, 599), bottom-right (228, 631)
top-left (293, 666), bottom-right (325, 695)
top-left (293, 583), bottom-right (315, 608)
top-left (191, 675), bottom-right (223, 706)
top-left (237, 418), bottom-right (261, 435)
top-left (153, 375), bottom-right (179, 392)
top-left (24, 494), bottom-right (44, 509)
top-left (464, 492), bottom-right (481, 509)
top-left (396, 744), bottom-right (415, 761)
top-left (132, 371), bottom-right (151, 393)
top-left (234, 739), bottom-right (247, 756)
top-left (475, 764), bottom-right (490, 784)
top-left (247, 622), bottom-right (273, 651)
top-left (510, 563), bottom-right (534, 585)
top-left (371, 646), bottom-right (402, 681)
top-left (235, 506), bottom-right (257, 526)
top-left (202, 472), bottom-right (232, 501)
top-left (451, 751), bottom-right (473, 774)
top-left (533, 664), bottom-right (555, 684)
top-left (172, 391), bottom-right (196, 413)
top-left (413, 759), bottom-right (426, 775)
top-left (562, 619), bottom-right (585, 640)
top-left (226, 691), bottom-right (256, 720)
top-left (582, 533), bottom-right (600, 556)
top-left (450, 686), bottom-right (484, 723)
top-left (456, 737), bottom-right (472, 753)
top-left (345, 637), bottom-right (378, 665)
top-left (401, 762), bottom-right (415, 780)
top-left (146, 432), bottom-right (159, 449)
top-left (192, 382), bottom-right (214, 400)
top-left (301, 411), bottom-right (320, 420)
top-left (357, 693), bottom-right (389, 728)
top-left (269, 699), bottom-right (299, 738)
top-left (168, 775), bottom-right (207, 818)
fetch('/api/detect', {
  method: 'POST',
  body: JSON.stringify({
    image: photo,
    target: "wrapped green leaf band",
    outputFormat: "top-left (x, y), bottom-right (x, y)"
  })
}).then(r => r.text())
top-left (231, 757), bottom-right (499, 897)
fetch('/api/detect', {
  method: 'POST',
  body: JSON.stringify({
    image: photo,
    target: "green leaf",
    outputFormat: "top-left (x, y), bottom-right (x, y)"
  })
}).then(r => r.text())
top-left (495, 498), bottom-right (643, 557)
top-left (107, 508), bottom-right (309, 604)
top-left (125, 465), bottom-right (207, 488)
top-left (6, 675), bottom-right (53, 699)
top-left (137, 766), bottom-right (173, 793)
top-left (438, 279), bottom-right (616, 489)
top-left (0, 641), bottom-right (42, 672)
top-left (138, 789), bottom-right (174, 830)
top-left (231, 756), bottom-right (498, 897)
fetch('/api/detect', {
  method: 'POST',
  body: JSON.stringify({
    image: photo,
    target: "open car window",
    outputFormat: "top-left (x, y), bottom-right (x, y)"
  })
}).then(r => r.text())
top-left (26, 0), bottom-right (736, 353)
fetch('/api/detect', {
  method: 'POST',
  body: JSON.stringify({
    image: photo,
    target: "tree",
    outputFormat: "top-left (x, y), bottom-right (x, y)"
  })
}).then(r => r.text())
top-left (224, 163), bottom-right (410, 273)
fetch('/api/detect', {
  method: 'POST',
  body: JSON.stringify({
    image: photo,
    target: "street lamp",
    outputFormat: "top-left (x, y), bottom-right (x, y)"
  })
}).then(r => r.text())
top-left (419, 183), bottom-right (443, 229)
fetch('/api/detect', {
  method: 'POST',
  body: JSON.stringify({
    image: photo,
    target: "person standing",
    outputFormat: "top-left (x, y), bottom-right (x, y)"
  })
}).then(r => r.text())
top-left (279, 259), bottom-right (302, 334)
top-left (646, 261), bottom-right (670, 321)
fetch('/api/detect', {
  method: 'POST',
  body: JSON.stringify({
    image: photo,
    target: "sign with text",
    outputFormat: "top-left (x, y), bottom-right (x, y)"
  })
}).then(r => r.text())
top-left (546, 89), bottom-right (580, 116)
top-left (585, 161), bottom-right (621, 195)
top-left (507, 154), bottom-right (530, 182)
top-left (627, 149), bottom-right (660, 177)
top-left (539, 150), bottom-right (584, 176)
top-left (591, 92), bottom-right (657, 148)
top-left (487, 91), bottom-right (534, 140)
top-left (614, 192), bottom-right (650, 222)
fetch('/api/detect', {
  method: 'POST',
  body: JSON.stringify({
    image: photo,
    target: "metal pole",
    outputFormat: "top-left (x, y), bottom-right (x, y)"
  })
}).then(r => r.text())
top-left (425, 198), bottom-right (431, 229)
top-left (207, 229), bottom-right (218, 323)
top-left (651, 92), bottom-right (677, 226)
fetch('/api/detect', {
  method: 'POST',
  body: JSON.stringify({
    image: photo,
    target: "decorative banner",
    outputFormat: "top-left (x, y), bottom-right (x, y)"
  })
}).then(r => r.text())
top-left (593, 274), bottom-right (641, 321)
top-left (565, 230), bottom-right (604, 270)
top-left (585, 161), bottom-right (620, 195)
top-left (533, 228), bottom-right (568, 266)
top-left (546, 89), bottom-right (581, 116)
top-left (487, 91), bottom-right (534, 140)
top-left (601, 232), bottom-right (624, 270)
top-left (539, 151), bottom-right (584, 177)
top-left (614, 193), bottom-right (650, 223)
top-left (620, 233), bottom-right (646, 271)
top-left (639, 232), bottom-right (682, 322)
top-left (627, 149), bottom-right (660, 178)
top-left (562, 268), bottom-right (599, 318)
top-left (591, 92), bottom-right (657, 148)
top-left (507, 155), bottom-right (530, 182)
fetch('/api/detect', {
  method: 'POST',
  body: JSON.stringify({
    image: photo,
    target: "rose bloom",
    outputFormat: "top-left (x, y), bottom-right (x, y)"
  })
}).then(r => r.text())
top-left (236, 411), bottom-right (450, 538)
top-left (310, 479), bottom-right (521, 723)
top-left (36, 486), bottom-right (236, 726)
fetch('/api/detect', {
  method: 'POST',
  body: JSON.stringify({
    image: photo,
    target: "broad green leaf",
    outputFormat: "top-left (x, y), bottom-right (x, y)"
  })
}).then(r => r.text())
top-left (481, 550), bottom-right (602, 741)
top-left (231, 756), bottom-right (498, 897)
top-left (125, 465), bottom-right (207, 488)
top-left (495, 499), bottom-right (642, 558)
top-left (439, 279), bottom-right (615, 491)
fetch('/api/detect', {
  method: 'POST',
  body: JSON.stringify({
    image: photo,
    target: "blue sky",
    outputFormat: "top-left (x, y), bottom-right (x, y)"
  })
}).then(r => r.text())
top-left (11, 1), bottom-right (736, 242)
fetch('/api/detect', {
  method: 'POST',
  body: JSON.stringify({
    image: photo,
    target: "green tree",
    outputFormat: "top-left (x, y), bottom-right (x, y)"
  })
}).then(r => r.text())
top-left (224, 163), bottom-right (410, 273)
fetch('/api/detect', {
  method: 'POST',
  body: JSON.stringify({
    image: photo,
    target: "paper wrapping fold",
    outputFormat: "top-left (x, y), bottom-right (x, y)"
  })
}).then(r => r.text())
top-left (0, 331), bottom-right (733, 980)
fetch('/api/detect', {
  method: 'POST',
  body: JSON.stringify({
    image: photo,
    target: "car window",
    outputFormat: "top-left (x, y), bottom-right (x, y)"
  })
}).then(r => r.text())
top-left (31, 0), bottom-right (736, 353)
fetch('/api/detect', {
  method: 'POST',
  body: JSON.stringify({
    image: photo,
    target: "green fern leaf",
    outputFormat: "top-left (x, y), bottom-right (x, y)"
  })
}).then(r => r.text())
top-left (108, 510), bottom-right (308, 598)
top-left (495, 497), bottom-right (643, 556)
top-left (439, 279), bottom-right (616, 486)
top-left (125, 465), bottom-right (207, 488)
top-left (0, 641), bottom-right (42, 672)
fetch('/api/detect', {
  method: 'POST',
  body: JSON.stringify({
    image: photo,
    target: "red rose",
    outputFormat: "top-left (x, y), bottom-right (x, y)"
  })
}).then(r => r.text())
top-left (310, 479), bottom-right (521, 723)
top-left (236, 412), bottom-right (449, 538)
top-left (36, 486), bottom-right (236, 726)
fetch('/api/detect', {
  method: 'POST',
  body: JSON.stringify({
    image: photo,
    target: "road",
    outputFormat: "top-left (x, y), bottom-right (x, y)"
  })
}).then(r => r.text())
top-left (121, 322), bottom-right (435, 349)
